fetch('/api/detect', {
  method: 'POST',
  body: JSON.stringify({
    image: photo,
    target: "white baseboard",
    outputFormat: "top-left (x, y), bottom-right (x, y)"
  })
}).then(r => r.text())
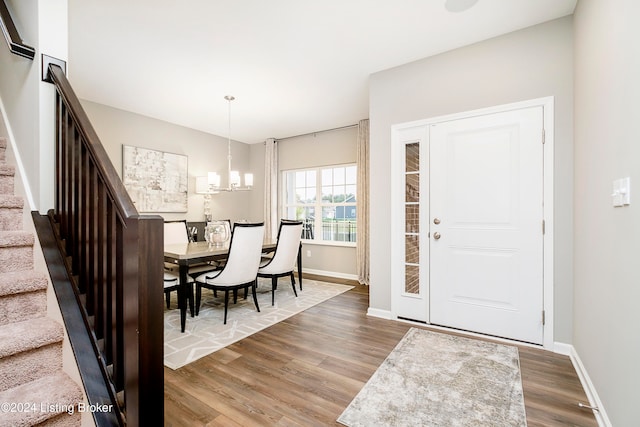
top-left (553, 341), bottom-right (572, 356)
top-left (566, 344), bottom-right (612, 427)
top-left (366, 307), bottom-right (392, 319)
top-left (302, 268), bottom-right (358, 281)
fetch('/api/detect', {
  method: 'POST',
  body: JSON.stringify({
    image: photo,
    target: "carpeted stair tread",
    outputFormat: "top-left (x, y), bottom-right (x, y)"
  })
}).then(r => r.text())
top-left (0, 372), bottom-right (83, 427)
top-left (0, 164), bottom-right (14, 176)
top-left (0, 194), bottom-right (23, 208)
top-left (0, 231), bottom-right (34, 273)
top-left (0, 317), bottom-right (63, 358)
top-left (0, 195), bottom-right (24, 231)
top-left (0, 270), bottom-right (48, 297)
top-left (0, 137), bottom-right (13, 194)
top-left (0, 271), bottom-right (48, 326)
top-left (0, 332), bottom-right (61, 393)
top-left (0, 231), bottom-right (34, 247)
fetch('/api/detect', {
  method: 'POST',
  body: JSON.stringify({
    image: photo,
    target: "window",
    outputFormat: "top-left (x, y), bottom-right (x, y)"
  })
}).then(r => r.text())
top-left (282, 164), bottom-right (357, 244)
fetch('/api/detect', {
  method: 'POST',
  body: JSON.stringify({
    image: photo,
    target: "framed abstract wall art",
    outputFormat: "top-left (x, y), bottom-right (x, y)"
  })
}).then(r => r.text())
top-left (122, 145), bottom-right (188, 212)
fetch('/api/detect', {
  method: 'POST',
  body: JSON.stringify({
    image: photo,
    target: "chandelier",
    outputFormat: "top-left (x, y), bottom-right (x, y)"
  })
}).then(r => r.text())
top-left (196, 95), bottom-right (253, 194)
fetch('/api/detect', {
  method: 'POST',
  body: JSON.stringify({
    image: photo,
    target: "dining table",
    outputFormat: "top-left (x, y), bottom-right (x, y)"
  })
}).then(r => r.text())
top-left (164, 239), bottom-right (302, 332)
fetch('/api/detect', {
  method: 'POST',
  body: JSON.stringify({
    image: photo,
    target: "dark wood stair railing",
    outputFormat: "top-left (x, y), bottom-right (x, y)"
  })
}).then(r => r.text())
top-left (32, 62), bottom-right (165, 427)
top-left (0, 0), bottom-right (35, 59)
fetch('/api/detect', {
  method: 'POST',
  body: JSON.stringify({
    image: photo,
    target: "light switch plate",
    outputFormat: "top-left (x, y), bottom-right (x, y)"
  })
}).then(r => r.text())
top-left (621, 177), bottom-right (631, 205)
top-left (612, 177), bottom-right (631, 207)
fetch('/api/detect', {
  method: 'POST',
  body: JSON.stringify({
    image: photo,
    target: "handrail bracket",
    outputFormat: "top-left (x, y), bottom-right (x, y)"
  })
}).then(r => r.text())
top-left (42, 54), bottom-right (67, 83)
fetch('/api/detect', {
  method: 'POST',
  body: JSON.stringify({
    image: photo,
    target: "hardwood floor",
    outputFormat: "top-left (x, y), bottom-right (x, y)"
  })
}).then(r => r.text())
top-left (164, 278), bottom-right (598, 426)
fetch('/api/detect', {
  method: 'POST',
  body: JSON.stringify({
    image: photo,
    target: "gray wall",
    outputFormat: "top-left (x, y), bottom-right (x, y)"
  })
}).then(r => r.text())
top-left (0, 0), bottom-right (40, 209)
top-left (369, 17), bottom-right (574, 343)
top-left (249, 127), bottom-right (358, 278)
top-left (81, 101), bottom-right (252, 222)
top-left (573, 1), bottom-right (640, 425)
top-left (0, 0), bottom-right (67, 212)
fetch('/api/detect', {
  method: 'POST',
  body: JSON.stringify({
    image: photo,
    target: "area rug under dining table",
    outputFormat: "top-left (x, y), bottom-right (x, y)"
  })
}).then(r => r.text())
top-left (338, 328), bottom-right (527, 426)
top-left (164, 278), bottom-right (352, 369)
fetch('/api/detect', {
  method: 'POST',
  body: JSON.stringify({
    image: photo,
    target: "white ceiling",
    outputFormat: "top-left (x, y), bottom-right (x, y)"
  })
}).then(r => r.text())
top-left (68, 0), bottom-right (577, 144)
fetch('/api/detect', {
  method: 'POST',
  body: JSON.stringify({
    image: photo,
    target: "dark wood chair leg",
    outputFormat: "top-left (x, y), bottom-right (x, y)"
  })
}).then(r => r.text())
top-left (165, 291), bottom-right (171, 309)
top-left (290, 272), bottom-right (298, 297)
top-left (223, 289), bottom-right (230, 324)
top-left (252, 280), bottom-right (261, 312)
top-left (195, 284), bottom-right (202, 316)
top-left (271, 276), bottom-right (277, 306)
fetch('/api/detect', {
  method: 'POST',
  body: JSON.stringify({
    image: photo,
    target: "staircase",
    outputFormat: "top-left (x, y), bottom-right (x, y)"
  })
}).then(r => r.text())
top-left (0, 137), bottom-right (83, 426)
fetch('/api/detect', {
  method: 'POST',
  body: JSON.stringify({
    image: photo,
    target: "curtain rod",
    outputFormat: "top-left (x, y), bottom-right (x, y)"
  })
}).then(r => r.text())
top-left (274, 123), bottom-right (358, 142)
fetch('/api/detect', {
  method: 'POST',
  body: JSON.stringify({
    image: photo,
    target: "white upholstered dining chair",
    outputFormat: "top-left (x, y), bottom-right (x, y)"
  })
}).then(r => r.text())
top-left (164, 220), bottom-right (190, 245)
top-left (194, 222), bottom-right (265, 324)
top-left (164, 220), bottom-right (218, 277)
top-left (163, 272), bottom-right (193, 309)
top-left (257, 220), bottom-right (303, 306)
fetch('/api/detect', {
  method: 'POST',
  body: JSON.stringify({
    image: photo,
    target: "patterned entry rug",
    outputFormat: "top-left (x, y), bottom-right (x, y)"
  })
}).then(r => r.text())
top-left (164, 278), bottom-right (352, 369)
top-left (338, 328), bottom-right (527, 427)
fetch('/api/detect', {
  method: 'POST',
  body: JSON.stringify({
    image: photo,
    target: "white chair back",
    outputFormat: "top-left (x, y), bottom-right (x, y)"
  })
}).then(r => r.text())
top-left (164, 221), bottom-right (189, 245)
top-left (213, 223), bottom-right (265, 285)
top-left (259, 221), bottom-right (303, 275)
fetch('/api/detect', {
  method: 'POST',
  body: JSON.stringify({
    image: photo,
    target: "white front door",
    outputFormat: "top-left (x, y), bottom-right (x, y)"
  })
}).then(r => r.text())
top-left (429, 107), bottom-right (544, 344)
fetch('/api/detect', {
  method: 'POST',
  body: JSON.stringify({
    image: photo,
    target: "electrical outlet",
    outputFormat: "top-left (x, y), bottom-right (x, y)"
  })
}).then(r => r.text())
top-left (306, 250), bottom-right (311, 258)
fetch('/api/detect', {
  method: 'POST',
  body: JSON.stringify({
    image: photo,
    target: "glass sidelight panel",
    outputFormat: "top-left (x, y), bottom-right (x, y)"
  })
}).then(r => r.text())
top-left (406, 143), bottom-right (419, 172)
top-left (405, 204), bottom-right (419, 233)
top-left (405, 264), bottom-right (420, 294)
top-left (404, 142), bottom-right (421, 295)
top-left (406, 173), bottom-right (419, 203)
top-left (405, 234), bottom-right (419, 264)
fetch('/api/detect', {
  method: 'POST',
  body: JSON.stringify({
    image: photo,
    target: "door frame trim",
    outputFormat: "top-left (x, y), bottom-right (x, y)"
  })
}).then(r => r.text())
top-left (390, 96), bottom-right (554, 349)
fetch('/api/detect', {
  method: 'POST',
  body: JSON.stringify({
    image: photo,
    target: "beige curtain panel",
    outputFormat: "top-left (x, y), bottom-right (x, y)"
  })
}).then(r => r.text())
top-left (264, 138), bottom-right (278, 240)
top-left (357, 119), bottom-right (370, 285)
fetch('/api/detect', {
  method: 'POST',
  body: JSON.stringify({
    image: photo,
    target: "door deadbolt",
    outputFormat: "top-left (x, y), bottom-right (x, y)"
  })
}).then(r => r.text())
top-left (433, 218), bottom-right (441, 225)
top-left (433, 232), bottom-right (441, 240)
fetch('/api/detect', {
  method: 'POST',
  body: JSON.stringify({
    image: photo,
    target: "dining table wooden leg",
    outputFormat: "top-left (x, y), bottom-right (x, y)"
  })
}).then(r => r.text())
top-left (179, 265), bottom-right (189, 332)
